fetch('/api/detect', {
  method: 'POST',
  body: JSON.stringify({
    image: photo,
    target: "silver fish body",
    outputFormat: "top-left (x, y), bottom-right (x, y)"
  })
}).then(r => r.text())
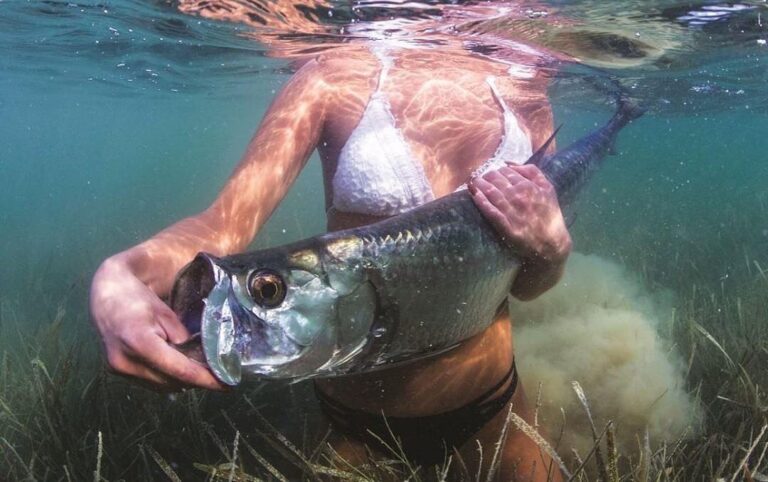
top-left (171, 96), bottom-right (643, 384)
top-left (173, 192), bottom-right (517, 383)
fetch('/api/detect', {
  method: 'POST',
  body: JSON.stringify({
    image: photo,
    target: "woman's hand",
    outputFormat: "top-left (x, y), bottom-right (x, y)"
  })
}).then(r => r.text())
top-left (469, 164), bottom-right (572, 300)
top-left (90, 256), bottom-right (225, 391)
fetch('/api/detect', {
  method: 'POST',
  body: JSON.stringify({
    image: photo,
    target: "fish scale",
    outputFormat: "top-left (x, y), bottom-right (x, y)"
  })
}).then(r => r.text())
top-left (342, 191), bottom-right (518, 365)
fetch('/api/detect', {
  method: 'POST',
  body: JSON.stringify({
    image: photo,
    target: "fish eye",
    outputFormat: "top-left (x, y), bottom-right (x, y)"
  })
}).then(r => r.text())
top-left (247, 270), bottom-right (286, 308)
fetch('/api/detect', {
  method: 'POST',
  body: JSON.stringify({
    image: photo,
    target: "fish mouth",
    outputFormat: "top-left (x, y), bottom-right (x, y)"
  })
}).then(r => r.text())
top-left (170, 254), bottom-right (303, 385)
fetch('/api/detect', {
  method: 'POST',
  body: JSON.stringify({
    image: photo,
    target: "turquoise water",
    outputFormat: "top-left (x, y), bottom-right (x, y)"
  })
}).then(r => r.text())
top-left (1, 0), bottom-right (768, 478)
top-left (1, 79), bottom-right (327, 321)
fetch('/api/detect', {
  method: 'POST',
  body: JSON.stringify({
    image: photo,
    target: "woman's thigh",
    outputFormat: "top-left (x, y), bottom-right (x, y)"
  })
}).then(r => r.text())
top-left (456, 389), bottom-right (564, 482)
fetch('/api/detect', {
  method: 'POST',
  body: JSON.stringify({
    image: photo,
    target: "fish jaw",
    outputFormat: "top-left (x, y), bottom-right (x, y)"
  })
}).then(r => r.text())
top-left (200, 274), bottom-right (244, 385)
top-left (170, 254), bottom-right (247, 385)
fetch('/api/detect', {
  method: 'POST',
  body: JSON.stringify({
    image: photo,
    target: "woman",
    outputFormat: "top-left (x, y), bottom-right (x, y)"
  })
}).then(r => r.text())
top-left (89, 10), bottom-right (571, 481)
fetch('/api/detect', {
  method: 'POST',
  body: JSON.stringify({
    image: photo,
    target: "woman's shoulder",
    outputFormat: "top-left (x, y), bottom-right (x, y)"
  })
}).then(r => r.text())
top-left (319, 49), bottom-right (380, 90)
top-left (283, 47), bottom-right (380, 110)
top-left (290, 47), bottom-right (378, 81)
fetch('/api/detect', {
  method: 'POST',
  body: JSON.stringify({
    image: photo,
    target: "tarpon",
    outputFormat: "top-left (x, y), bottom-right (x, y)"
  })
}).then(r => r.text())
top-left (170, 96), bottom-right (644, 385)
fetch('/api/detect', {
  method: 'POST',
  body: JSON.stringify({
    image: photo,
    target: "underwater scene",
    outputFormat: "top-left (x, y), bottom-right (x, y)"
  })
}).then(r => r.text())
top-left (1, 0), bottom-right (768, 480)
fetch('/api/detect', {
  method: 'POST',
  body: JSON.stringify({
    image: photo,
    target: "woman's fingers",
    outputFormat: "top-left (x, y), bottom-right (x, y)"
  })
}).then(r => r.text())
top-left (469, 179), bottom-right (518, 247)
top-left (472, 176), bottom-right (515, 213)
top-left (133, 334), bottom-right (227, 391)
top-left (154, 303), bottom-right (192, 345)
top-left (474, 170), bottom-right (540, 215)
top-left (107, 335), bottom-right (223, 392)
top-left (503, 164), bottom-right (554, 193)
top-left (91, 258), bottom-right (226, 391)
top-left (110, 355), bottom-right (186, 391)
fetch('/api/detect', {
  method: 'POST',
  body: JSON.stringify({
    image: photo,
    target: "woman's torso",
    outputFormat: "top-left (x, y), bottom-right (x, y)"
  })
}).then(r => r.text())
top-left (315, 46), bottom-right (553, 230)
top-left (311, 46), bottom-right (553, 416)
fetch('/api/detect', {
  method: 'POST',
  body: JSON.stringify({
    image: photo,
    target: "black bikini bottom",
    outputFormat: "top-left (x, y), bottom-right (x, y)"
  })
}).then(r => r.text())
top-left (315, 359), bottom-right (518, 467)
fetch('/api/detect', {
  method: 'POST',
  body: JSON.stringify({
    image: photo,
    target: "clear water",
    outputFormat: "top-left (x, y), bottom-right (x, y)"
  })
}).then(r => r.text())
top-left (1, 0), bottom-right (767, 476)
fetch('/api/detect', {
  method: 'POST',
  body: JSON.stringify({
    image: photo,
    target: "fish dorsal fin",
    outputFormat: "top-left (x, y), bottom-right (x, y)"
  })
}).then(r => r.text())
top-left (522, 124), bottom-right (562, 169)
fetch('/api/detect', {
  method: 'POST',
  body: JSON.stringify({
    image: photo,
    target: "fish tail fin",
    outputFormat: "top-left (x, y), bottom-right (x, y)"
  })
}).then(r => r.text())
top-left (584, 74), bottom-right (646, 124)
top-left (608, 95), bottom-right (646, 154)
top-left (617, 94), bottom-right (646, 123)
top-left (524, 124), bottom-right (562, 169)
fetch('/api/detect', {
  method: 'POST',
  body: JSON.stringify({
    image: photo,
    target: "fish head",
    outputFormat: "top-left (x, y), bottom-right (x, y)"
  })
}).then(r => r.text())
top-left (170, 237), bottom-right (376, 384)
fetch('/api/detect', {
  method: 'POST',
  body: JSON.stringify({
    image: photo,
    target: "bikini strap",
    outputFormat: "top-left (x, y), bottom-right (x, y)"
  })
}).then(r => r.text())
top-left (486, 76), bottom-right (513, 117)
top-left (314, 358), bottom-right (517, 421)
top-left (483, 75), bottom-right (532, 167)
top-left (371, 46), bottom-right (393, 95)
top-left (314, 359), bottom-right (518, 467)
top-left (459, 76), bottom-right (516, 181)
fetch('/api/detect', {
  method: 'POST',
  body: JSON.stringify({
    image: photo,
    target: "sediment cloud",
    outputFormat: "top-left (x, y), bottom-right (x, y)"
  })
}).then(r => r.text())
top-left (511, 253), bottom-right (698, 454)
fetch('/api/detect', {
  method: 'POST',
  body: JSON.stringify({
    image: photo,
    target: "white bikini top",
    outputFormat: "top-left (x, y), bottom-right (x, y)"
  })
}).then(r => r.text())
top-left (331, 47), bottom-right (533, 217)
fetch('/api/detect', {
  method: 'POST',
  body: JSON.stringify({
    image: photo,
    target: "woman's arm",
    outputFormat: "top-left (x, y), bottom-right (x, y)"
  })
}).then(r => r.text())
top-left (122, 59), bottom-right (329, 295)
top-left (90, 58), bottom-right (330, 389)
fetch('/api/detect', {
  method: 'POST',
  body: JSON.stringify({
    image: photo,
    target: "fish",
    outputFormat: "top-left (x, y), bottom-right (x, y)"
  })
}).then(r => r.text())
top-left (170, 96), bottom-right (644, 385)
